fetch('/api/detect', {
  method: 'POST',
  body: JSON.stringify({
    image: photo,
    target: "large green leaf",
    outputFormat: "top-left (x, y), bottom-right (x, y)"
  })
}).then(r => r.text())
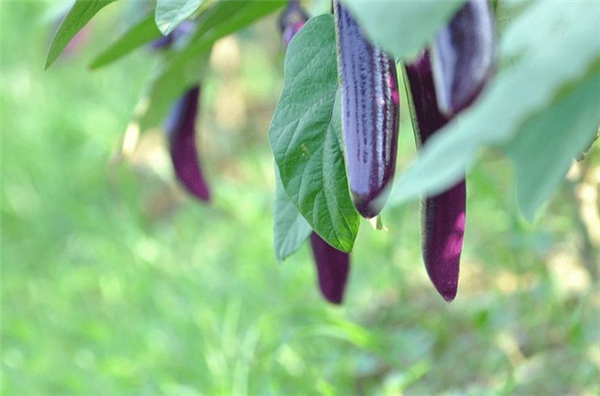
top-left (155, 0), bottom-right (204, 35)
top-left (273, 167), bottom-right (313, 263)
top-left (90, 13), bottom-right (162, 70)
top-left (136, 0), bottom-right (284, 131)
top-left (269, 15), bottom-right (360, 252)
top-left (387, 1), bottom-right (600, 218)
top-left (45, 0), bottom-right (117, 70)
top-left (503, 67), bottom-right (600, 221)
top-left (341, 0), bottom-right (467, 60)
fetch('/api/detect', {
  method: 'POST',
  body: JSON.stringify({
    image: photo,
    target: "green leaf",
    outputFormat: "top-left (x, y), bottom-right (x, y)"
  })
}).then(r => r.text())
top-left (155, 0), bottom-right (204, 35)
top-left (341, 0), bottom-right (467, 60)
top-left (387, 1), bottom-right (600, 213)
top-left (45, 0), bottom-right (117, 70)
top-left (90, 13), bottom-right (162, 70)
top-left (136, 0), bottom-right (284, 131)
top-left (269, 15), bottom-right (360, 252)
top-left (273, 167), bottom-right (313, 263)
top-left (135, 46), bottom-right (211, 134)
top-left (503, 67), bottom-right (600, 221)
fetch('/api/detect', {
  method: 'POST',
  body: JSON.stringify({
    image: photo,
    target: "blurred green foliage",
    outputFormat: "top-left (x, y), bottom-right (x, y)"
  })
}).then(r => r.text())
top-left (1, 2), bottom-right (599, 395)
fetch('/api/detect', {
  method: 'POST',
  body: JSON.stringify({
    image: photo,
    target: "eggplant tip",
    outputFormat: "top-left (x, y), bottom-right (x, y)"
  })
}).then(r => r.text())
top-left (321, 291), bottom-right (344, 305)
top-left (436, 285), bottom-right (457, 302)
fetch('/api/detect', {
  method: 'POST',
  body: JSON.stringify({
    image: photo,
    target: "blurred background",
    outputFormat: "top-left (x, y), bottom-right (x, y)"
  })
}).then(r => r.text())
top-left (1, 1), bottom-right (599, 395)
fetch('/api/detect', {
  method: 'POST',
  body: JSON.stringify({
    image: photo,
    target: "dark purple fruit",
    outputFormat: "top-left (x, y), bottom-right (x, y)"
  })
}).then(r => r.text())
top-left (334, 1), bottom-right (400, 219)
top-left (431, 0), bottom-right (495, 116)
top-left (278, 0), bottom-right (310, 48)
top-left (404, 51), bottom-right (465, 302)
top-left (151, 21), bottom-right (196, 50)
top-left (310, 232), bottom-right (350, 304)
top-left (164, 86), bottom-right (211, 202)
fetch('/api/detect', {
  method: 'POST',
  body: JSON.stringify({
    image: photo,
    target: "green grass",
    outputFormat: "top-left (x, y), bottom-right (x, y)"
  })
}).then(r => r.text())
top-left (1, 2), bottom-right (599, 395)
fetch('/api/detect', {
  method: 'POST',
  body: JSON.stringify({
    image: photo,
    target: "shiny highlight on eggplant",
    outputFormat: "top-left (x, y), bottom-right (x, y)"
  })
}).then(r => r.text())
top-left (310, 233), bottom-right (350, 304)
top-left (404, 52), bottom-right (466, 302)
top-left (164, 86), bottom-right (211, 202)
top-left (431, 0), bottom-right (495, 116)
top-left (334, 1), bottom-right (400, 219)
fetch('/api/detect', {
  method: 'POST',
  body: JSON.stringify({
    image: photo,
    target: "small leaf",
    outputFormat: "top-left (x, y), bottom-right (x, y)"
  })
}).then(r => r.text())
top-left (269, 15), bottom-right (360, 252)
top-left (504, 67), bottom-right (600, 221)
top-left (90, 13), bottom-right (162, 70)
top-left (341, 0), bottom-right (467, 60)
top-left (273, 167), bottom-right (313, 263)
top-left (155, 0), bottom-right (203, 35)
top-left (46, 0), bottom-right (117, 70)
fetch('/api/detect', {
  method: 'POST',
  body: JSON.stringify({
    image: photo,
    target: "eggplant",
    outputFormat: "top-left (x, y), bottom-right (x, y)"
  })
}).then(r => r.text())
top-left (404, 52), bottom-right (466, 302)
top-left (164, 86), bottom-right (211, 202)
top-left (151, 21), bottom-right (196, 50)
top-left (278, 0), bottom-right (310, 48)
top-left (310, 232), bottom-right (350, 304)
top-left (431, 0), bottom-right (495, 116)
top-left (334, 1), bottom-right (400, 219)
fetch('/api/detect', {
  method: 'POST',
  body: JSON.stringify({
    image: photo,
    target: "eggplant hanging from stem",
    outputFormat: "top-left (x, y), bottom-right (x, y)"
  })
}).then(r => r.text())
top-left (334, 0), bottom-right (400, 219)
top-left (431, 0), bottom-right (495, 116)
top-left (403, 0), bottom-right (495, 301)
top-left (164, 86), bottom-right (211, 202)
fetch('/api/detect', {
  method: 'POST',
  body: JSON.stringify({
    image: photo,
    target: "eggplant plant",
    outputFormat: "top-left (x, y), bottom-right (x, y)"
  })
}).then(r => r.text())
top-left (46, 0), bottom-right (600, 303)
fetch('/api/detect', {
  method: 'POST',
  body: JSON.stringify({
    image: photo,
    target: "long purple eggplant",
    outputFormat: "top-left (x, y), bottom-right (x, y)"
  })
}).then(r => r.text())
top-left (404, 52), bottom-right (466, 302)
top-left (431, 0), bottom-right (495, 116)
top-left (310, 233), bottom-right (350, 304)
top-left (278, 1), bottom-right (350, 304)
top-left (164, 86), bottom-right (211, 202)
top-left (278, 0), bottom-right (310, 48)
top-left (334, 1), bottom-right (400, 219)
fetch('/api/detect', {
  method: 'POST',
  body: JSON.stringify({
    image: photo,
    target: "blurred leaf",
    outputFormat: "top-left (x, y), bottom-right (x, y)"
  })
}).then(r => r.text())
top-left (503, 66), bottom-right (600, 221)
top-left (388, 1), bottom-right (600, 213)
top-left (136, 0), bottom-right (284, 131)
top-left (269, 15), bottom-right (360, 252)
top-left (90, 13), bottom-right (162, 70)
top-left (45, 0), bottom-right (117, 70)
top-left (341, 0), bottom-right (467, 60)
top-left (273, 168), bottom-right (312, 263)
top-left (155, 0), bottom-right (204, 35)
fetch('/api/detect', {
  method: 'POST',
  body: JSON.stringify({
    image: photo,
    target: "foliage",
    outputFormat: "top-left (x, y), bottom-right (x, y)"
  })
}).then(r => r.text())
top-left (43, 0), bottom-right (600, 262)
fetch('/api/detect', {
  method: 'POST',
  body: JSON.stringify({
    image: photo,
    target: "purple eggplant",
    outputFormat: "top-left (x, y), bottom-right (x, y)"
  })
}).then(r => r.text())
top-left (431, 0), bottom-right (495, 116)
top-left (334, 1), bottom-right (400, 219)
top-left (310, 233), bottom-right (350, 304)
top-left (151, 21), bottom-right (196, 50)
top-left (278, 0), bottom-right (310, 48)
top-left (404, 52), bottom-right (466, 302)
top-left (405, 52), bottom-right (466, 301)
top-left (164, 86), bottom-right (211, 202)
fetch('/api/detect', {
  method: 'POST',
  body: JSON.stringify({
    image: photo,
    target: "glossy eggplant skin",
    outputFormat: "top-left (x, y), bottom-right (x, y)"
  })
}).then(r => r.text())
top-left (310, 233), bottom-right (350, 304)
top-left (404, 52), bottom-right (466, 302)
top-left (431, 0), bottom-right (495, 116)
top-left (334, 1), bottom-right (400, 219)
top-left (278, 0), bottom-right (310, 47)
top-left (164, 86), bottom-right (211, 202)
